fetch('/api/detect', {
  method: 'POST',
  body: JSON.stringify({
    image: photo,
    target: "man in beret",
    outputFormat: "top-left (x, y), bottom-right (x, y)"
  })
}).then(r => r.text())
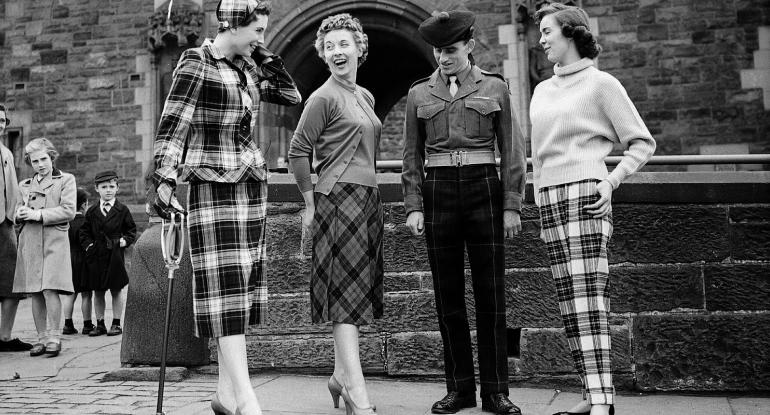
top-left (402, 9), bottom-right (526, 415)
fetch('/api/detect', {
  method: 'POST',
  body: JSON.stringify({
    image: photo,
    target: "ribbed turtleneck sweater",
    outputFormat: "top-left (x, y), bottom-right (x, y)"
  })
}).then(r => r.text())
top-left (529, 58), bottom-right (656, 199)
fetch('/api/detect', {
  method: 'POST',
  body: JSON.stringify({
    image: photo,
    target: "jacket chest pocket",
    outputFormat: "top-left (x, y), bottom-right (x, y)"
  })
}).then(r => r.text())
top-left (464, 98), bottom-right (500, 138)
top-left (417, 102), bottom-right (447, 139)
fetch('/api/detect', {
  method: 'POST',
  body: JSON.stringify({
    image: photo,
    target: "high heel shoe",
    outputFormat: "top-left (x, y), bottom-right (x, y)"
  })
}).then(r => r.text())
top-left (552, 404), bottom-right (614, 415)
top-left (211, 392), bottom-right (235, 415)
top-left (340, 386), bottom-right (376, 415)
top-left (328, 375), bottom-right (343, 408)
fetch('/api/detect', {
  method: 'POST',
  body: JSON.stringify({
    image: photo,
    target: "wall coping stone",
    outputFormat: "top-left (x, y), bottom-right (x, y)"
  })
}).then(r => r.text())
top-left (268, 171), bottom-right (770, 204)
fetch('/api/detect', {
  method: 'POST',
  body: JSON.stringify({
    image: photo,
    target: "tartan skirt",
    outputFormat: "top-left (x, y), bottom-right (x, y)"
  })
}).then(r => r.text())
top-left (538, 179), bottom-right (615, 405)
top-left (187, 181), bottom-right (267, 338)
top-left (311, 182), bottom-right (384, 325)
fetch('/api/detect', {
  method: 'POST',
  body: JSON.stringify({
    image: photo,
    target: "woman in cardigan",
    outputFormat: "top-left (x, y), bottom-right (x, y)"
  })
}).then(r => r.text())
top-left (530, 4), bottom-right (656, 415)
top-left (13, 138), bottom-right (77, 358)
top-left (289, 13), bottom-right (382, 415)
top-left (151, 1), bottom-right (301, 414)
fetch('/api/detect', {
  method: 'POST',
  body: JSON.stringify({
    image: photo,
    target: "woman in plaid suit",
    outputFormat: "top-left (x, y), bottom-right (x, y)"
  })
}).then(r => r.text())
top-left (530, 4), bottom-right (655, 415)
top-left (151, 1), bottom-right (300, 414)
top-left (289, 14), bottom-right (382, 415)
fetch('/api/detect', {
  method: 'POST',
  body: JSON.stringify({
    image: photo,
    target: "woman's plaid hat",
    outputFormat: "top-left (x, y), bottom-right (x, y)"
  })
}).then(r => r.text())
top-left (216, 0), bottom-right (262, 30)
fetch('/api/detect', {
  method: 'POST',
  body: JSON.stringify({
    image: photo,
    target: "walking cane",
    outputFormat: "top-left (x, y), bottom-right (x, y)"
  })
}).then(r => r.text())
top-left (156, 211), bottom-right (185, 415)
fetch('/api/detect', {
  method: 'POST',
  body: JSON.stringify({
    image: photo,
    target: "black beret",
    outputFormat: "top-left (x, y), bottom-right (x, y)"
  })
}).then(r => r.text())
top-left (94, 170), bottom-right (119, 184)
top-left (418, 10), bottom-right (476, 48)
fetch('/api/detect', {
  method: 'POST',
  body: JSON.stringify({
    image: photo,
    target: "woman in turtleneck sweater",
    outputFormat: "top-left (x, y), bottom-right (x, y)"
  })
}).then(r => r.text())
top-left (530, 4), bottom-right (655, 415)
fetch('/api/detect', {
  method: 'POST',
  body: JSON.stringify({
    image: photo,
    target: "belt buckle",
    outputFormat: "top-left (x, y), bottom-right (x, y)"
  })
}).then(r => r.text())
top-left (450, 151), bottom-right (467, 167)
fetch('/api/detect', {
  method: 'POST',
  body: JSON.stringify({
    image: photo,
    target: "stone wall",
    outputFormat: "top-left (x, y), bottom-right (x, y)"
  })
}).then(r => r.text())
top-left (222, 172), bottom-right (770, 392)
top-left (2, 1), bottom-right (768, 203)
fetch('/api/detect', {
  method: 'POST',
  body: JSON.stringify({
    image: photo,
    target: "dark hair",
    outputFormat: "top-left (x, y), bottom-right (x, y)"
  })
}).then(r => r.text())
top-left (76, 187), bottom-right (90, 210)
top-left (0, 104), bottom-right (9, 125)
top-left (534, 3), bottom-right (601, 59)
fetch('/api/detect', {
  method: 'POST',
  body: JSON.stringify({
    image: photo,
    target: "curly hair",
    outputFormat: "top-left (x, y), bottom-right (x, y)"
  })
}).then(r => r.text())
top-left (534, 3), bottom-right (602, 59)
top-left (314, 13), bottom-right (369, 67)
top-left (24, 137), bottom-right (59, 166)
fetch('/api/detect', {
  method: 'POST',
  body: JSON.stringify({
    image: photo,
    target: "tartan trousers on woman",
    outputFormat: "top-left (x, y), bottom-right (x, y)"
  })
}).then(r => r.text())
top-left (538, 179), bottom-right (615, 405)
top-left (187, 181), bottom-right (268, 338)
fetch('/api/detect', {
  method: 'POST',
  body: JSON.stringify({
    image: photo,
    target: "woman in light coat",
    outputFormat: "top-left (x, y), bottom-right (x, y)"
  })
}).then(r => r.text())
top-left (13, 138), bottom-right (76, 357)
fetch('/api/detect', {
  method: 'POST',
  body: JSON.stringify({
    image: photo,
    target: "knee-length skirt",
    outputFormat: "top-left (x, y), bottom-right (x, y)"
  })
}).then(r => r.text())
top-left (311, 183), bottom-right (384, 325)
top-left (187, 181), bottom-right (267, 338)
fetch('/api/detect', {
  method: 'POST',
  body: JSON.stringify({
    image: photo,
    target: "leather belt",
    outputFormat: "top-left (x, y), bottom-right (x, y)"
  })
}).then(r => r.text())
top-left (426, 150), bottom-right (496, 167)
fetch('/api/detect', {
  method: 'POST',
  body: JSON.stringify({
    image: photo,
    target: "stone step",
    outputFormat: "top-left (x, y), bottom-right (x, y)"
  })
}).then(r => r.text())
top-left (216, 327), bottom-right (632, 380)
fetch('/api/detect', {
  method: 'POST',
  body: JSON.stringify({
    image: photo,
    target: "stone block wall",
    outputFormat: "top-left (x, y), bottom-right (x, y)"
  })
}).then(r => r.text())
top-left (1, 0), bottom-right (152, 202)
top-left (2, 1), bottom-right (768, 203)
top-left (213, 172), bottom-right (770, 392)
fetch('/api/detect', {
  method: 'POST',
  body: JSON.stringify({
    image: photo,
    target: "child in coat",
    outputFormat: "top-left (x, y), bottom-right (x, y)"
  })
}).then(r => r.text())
top-left (80, 171), bottom-right (137, 336)
top-left (61, 187), bottom-right (94, 335)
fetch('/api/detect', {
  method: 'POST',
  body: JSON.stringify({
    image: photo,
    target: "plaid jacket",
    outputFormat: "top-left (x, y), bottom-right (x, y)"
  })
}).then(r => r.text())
top-left (153, 40), bottom-right (301, 190)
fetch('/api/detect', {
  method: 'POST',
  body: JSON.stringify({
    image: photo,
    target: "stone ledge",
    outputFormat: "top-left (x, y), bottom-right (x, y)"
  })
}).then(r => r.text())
top-left (102, 366), bottom-right (188, 382)
top-left (266, 172), bottom-right (770, 204)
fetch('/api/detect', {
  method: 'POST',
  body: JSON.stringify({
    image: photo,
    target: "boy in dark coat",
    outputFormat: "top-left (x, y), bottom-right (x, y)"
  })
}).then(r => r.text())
top-left (62, 187), bottom-right (94, 335)
top-left (80, 171), bottom-right (137, 336)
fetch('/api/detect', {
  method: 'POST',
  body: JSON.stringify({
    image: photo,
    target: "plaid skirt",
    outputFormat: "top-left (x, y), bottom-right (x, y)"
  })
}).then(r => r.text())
top-left (538, 179), bottom-right (615, 405)
top-left (311, 183), bottom-right (384, 325)
top-left (187, 181), bottom-right (267, 338)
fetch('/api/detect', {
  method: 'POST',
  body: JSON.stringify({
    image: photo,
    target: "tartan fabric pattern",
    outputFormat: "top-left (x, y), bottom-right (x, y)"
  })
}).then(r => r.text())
top-left (423, 165), bottom-right (509, 395)
top-left (153, 41), bottom-right (301, 189)
top-left (187, 181), bottom-right (267, 338)
top-left (216, 0), bottom-right (261, 28)
top-left (538, 179), bottom-right (615, 405)
top-left (311, 183), bottom-right (384, 325)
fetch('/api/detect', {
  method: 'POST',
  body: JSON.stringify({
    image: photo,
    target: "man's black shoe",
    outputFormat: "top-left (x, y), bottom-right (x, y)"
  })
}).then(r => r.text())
top-left (431, 391), bottom-right (476, 414)
top-left (481, 393), bottom-right (521, 414)
top-left (0, 338), bottom-right (33, 352)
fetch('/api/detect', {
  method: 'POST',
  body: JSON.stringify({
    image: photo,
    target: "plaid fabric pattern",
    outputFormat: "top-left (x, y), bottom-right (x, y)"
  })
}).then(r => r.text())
top-left (216, 0), bottom-right (261, 29)
top-left (187, 181), bottom-right (267, 338)
top-left (538, 179), bottom-right (615, 405)
top-left (423, 165), bottom-right (509, 395)
top-left (311, 183), bottom-right (384, 325)
top-left (153, 41), bottom-right (301, 190)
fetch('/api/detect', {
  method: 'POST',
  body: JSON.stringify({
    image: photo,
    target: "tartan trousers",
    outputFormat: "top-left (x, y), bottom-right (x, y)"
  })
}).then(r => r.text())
top-left (423, 165), bottom-right (509, 396)
top-left (538, 179), bottom-right (614, 405)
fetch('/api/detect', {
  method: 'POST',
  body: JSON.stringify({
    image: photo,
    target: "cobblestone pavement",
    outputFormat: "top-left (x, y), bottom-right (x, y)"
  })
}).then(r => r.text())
top-left (1, 296), bottom-right (769, 414)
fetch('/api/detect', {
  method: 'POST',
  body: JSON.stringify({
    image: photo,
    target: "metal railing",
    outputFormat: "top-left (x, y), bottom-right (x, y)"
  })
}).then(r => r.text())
top-left (374, 154), bottom-right (770, 170)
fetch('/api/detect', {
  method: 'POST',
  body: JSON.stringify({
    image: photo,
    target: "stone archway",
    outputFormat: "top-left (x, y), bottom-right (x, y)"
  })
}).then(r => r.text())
top-left (257, 0), bottom-right (435, 169)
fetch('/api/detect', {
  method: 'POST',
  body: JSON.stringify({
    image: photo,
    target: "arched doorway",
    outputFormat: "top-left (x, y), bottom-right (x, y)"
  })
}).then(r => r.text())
top-left (257, 0), bottom-right (435, 170)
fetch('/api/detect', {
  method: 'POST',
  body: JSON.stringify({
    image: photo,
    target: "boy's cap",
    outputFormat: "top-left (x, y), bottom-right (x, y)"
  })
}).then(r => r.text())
top-left (418, 10), bottom-right (475, 47)
top-left (94, 170), bottom-right (119, 184)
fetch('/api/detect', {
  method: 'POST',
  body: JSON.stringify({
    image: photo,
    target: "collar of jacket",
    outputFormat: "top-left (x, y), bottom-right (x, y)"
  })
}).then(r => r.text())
top-left (427, 65), bottom-right (482, 102)
top-left (201, 39), bottom-right (255, 74)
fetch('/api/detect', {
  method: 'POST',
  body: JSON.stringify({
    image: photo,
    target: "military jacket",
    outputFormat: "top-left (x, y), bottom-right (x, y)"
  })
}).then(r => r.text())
top-left (402, 65), bottom-right (527, 214)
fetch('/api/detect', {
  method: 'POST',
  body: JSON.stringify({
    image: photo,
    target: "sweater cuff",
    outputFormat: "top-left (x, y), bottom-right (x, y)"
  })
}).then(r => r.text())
top-left (503, 191), bottom-right (522, 212)
top-left (604, 173), bottom-right (622, 190)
